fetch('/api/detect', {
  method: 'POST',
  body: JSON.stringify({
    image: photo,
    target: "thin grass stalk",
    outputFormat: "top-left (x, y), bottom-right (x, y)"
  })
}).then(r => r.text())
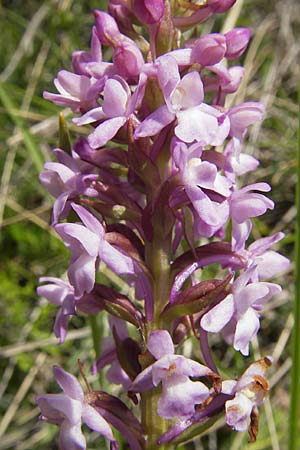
top-left (0, 82), bottom-right (44, 173)
top-left (288, 80), bottom-right (300, 450)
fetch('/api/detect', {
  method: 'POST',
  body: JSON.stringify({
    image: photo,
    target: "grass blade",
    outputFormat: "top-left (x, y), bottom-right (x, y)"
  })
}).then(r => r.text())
top-left (289, 77), bottom-right (300, 450)
top-left (0, 81), bottom-right (44, 173)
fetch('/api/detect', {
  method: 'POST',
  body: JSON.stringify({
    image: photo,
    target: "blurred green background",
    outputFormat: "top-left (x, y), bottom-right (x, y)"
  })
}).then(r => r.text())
top-left (0, 0), bottom-right (298, 448)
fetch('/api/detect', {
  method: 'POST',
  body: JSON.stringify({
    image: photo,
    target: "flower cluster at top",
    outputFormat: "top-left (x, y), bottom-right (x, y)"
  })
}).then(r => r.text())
top-left (36, 1), bottom-right (289, 449)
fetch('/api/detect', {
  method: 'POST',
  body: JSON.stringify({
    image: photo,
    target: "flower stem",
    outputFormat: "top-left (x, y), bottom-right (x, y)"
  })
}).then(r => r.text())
top-left (89, 314), bottom-right (105, 387)
top-left (142, 234), bottom-right (172, 449)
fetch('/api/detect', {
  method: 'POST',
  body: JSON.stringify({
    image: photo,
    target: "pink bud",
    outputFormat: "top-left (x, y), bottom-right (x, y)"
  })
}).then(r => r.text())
top-left (191, 34), bottom-right (226, 66)
top-left (209, 0), bottom-right (236, 13)
top-left (94, 10), bottom-right (122, 45)
top-left (108, 1), bottom-right (136, 36)
top-left (134, 0), bottom-right (164, 24)
top-left (113, 40), bottom-right (144, 77)
top-left (225, 28), bottom-right (251, 59)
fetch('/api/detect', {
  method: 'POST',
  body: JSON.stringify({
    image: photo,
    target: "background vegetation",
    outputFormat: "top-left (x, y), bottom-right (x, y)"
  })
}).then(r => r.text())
top-left (0, 0), bottom-right (298, 448)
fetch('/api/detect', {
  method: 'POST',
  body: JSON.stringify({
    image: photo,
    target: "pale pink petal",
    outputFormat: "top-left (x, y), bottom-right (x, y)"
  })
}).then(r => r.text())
top-left (255, 251), bottom-right (289, 279)
top-left (88, 116), bottom-right (126, 148)
top-left (201, 294), bottom-right (234, 333)
top-left (74, 107), bottom-right (106, 126)
top-left (157, 56), bottom-right (180, 104)
top-left (177, 71), bottom-right (204, 109)
top-left (175, 106), bottom-right (219, 144)
top-left (130, 365), bottom-right (154, 392)
top-left (234, 308), bottom-right (260, 355)
top-left (134, 105), bottom-right (175, 138)
top-left (102, 78), bottom-right (129, 117)
top-left (234, 283), bottom-right (269, 315)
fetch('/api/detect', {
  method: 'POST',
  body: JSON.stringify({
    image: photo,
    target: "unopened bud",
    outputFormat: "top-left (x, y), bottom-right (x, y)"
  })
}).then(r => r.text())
top-left (108, 0), bottom-right (136, 36)
top-left (191, 33), bottom-right (226, 66)
top-left (133, 0), bottom-right (164, 25)
top-left (225, 28), bottom-right (251, 59)
top-left (113, 40), bottom-right (144, 77)
top-left (94, 10), bottom-right (122, 45)
top-left (209, 0), bottom-right (236, 13)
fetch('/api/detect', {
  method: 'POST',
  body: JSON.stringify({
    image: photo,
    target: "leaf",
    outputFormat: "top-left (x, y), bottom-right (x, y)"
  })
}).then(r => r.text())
top-left (160, 274), bottom-right (232, 322)
top-left (112, 328), bottom-right (142, 380)
top-left (59, 112), bottom-right (71, 152)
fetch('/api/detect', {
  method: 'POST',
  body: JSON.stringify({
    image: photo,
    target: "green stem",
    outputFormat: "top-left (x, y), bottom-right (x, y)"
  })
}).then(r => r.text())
top-left (89, 314), bottom-right (105, 387)
top-left (141, 235), bottom-right (172, 450)
top-left (289, 77), bottom-right (300, 449)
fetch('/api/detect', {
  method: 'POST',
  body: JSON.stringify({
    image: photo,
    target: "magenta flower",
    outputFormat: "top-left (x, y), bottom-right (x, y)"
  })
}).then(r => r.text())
top-left (43, 70), bottom-right (104, 113)
top-left (172, 140), bottom-right (231, 236)
top-left (74, 74), bottom-right (146, 148)
top-left (135, 55), bottom-right (230, 145)
top-left (39, 148), bottom-right (98, 224)
top-left (36, 366), bottom-right (115, 450)
top-left (55, 203), bottom-right (135, 296)
top-left (130, 330), bottom-right (213, 419)
top-left (37, 277), bottom-right (77, 344)
top-left (201, 266), bottom-right (281, 355)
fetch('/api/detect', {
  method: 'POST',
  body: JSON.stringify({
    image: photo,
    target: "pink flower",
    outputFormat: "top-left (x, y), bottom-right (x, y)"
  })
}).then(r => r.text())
top-left (135, 55), bottom-right (230, 145)
top-left (201, 266), bottom-right (281, 355)
top-left (130, 330), bottom-right (214, 419)
top-left (55, 204), bottom-right (135, 296)
top-left (74, 74), bottom-right (146, 148)
top-left (36, 366), bottom-right (115, 450)
top-left (43, 70), bottom-right (104, 113)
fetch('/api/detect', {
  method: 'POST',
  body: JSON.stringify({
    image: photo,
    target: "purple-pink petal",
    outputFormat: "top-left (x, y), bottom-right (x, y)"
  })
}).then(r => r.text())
top-left (134, 105), bottom-right (174, 138)
top-left (56, 223), bottom-right (100, 257)
top-left (158, 374), bottom-right (210, 419)
top-left (88, 116), bottom-right (127, 148)
top-left (100, 241), bottom-right (135, 274)
top-left (68, 253), bottom-right (96, 296)
top-left (147, 330), bottom-right (174, 359)
top-left (39, 394), bottom-right (82, 425)
top-left (233, 308), bottom-right (260, 355)
top-left (102, 78), bottom-right (129, 117)
top-left (82, 404), bottom-right (114, 441)
top-left (59, 422), bottom-right (86, 450)
top-left (53, 366), bottom-right (84, 402)
top-left (72, 204), bottom-right (105, 237)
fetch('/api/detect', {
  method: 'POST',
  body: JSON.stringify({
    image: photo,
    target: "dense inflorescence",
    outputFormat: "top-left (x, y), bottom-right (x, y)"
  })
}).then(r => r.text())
top-left (37, 1), bottom-right (289, 448)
